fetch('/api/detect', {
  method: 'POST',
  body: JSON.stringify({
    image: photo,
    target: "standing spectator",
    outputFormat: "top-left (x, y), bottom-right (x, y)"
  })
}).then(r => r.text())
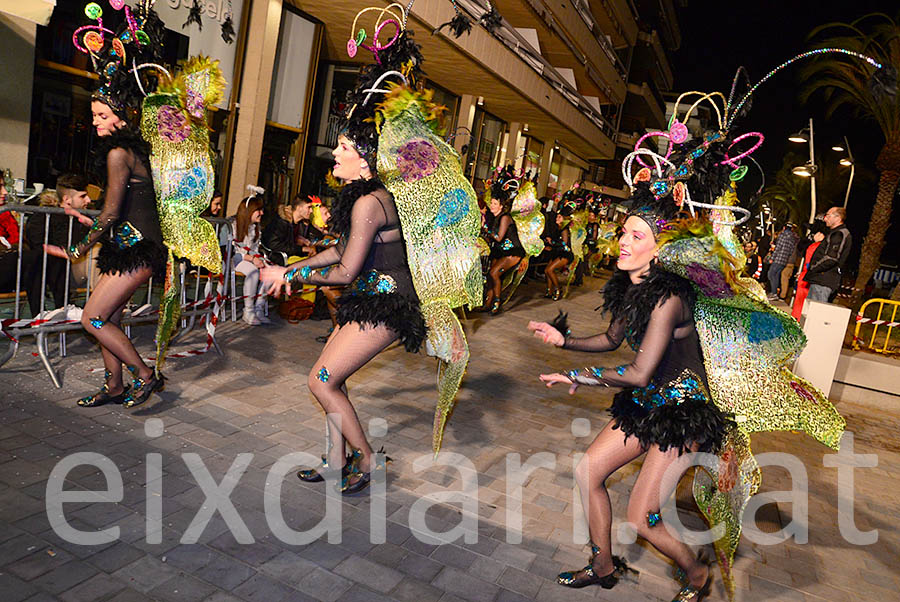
top-left (804, 206), bottom-right (852, 303)
top-left (779, 223), bottom-right (800, 301)
top-left (792, 221), bottom-right (827, 319)
top-left (767, 223), bottom-right (798, 300)
top-left (743, 240), bottom-right (764, 282)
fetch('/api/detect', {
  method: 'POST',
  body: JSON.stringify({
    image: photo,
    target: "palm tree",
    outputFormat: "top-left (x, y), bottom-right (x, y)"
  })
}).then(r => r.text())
top-left (800, 11), bottom-right (900, 308)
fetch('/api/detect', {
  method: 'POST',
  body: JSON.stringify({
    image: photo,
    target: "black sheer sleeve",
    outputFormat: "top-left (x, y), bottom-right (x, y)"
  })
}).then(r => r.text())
top-left (284, 193), bottom-right (384, 286)
top-left (67, 147), bottom-right (130, 260)
top-left (566, 295), bottom-right (685, 388)
top-left (563, 318), bottom-right (626, 352)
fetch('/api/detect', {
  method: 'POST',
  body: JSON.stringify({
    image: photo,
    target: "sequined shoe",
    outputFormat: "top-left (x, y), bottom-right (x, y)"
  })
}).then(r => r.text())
top-left (77, 371), bottom-right (130, 407)
top-left (670, 571), bottom-right (712, 602)
top-left (490, 299), bottom-right (502, 315)
top-left (298, 450), bottom-right (361, 483)
top-left (122, 372), bottom-right (165, 408)
top-left (557, 550), bottom-right (636, 589)
top-left (552, 290), bottom-right (562, 301)
top-left (673, 548), bottom-right (710, 586)
top-left (338, 448), bottom-right (392, 495)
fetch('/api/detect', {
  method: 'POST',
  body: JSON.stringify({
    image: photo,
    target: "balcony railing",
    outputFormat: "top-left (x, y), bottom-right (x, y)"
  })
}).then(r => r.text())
top-left (453, 0), bottom-right (616, 140)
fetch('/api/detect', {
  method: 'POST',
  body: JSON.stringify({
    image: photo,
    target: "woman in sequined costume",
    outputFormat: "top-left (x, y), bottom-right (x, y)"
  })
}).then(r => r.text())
top-left (482, 192), bottom-right (525, 314)
top-left (544, 209), bottom-right (574, 300)
top-left (44, 100), bottom-right (167, 409)
top-left (261, 134), bottom-right (425, 495)
top-left (527, 184), bottom-right (728, 601)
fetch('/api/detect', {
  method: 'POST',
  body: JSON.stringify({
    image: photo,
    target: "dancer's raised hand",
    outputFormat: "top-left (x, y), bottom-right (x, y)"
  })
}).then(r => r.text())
top-left (528, 320), bottom-right (564, 347)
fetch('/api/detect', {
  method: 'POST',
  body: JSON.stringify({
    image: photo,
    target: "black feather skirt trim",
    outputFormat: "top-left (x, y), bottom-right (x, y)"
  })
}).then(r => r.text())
top-left (336, 291), bottom-right (427, 353)
top-left (98, 239), bottom-right (167, 277)
top-left (609, 381), bottom-right (730, 455)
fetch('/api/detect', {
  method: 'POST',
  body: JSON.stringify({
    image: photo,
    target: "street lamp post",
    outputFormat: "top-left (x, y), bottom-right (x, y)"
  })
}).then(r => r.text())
top-left (788, 118), bottom-right (818, 223)
top-left (838, 135), bottom-right (855, 208)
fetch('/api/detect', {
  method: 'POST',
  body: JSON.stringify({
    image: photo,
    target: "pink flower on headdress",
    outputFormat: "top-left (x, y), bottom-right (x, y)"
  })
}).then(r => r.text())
top-left (396, 138), bottom-right (439, 182)
top-left (158, 105), bottom-right (190, 143)
top-left (186, 89), bottom-right (204, 119)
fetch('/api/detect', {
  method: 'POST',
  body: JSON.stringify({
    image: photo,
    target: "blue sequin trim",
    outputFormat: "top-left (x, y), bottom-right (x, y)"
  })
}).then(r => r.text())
top-left (299, 265), bottom-right (312, 280)
top-left (112, 221), bottom-right (143, 249)
top-left (316, 367), bottom-right (330, 383)
top-left (615, 365), bottom-right (627, 376)
top-left (89, 317), bottom-right (105, 330)
top-left (501, 239), bottom-right (514, 251)
top-left (647, 511), bottom-right (661, 527)
top-left (589, 366), bottom-right (604, 379)
top-left (630, 369), bottom-right (707, 410)
top-left (351, 270), bottom-right (397, 296)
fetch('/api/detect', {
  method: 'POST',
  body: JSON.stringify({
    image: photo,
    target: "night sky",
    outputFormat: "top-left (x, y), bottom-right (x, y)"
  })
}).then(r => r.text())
top-left (672, 0), bottom-right (895, 259)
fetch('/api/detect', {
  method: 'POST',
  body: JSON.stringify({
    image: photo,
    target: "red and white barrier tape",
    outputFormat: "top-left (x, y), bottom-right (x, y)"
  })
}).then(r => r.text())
top-left (855, 314), bottom-right (900, 328)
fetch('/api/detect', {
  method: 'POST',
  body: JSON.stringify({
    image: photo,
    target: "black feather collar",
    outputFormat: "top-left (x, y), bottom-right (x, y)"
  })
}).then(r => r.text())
top-left (328, 177), bottom-right (384, 238)
top-left (600, 265), bottom-right (695, 348)
top-left (91, 127), bottom-right (151, 179)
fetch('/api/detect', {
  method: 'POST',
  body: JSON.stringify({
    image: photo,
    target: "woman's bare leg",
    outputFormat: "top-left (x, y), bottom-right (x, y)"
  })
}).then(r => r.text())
top-left (626, 443), bottom-right (708, 587)
top-left (308, 321), bottom-right (399, 472)
top-left (81, 268), bottom-right (154, 381)
top-left (574, 420), bottom-right (646, 574)
top-left (489, 256), bottom-right (521, 301)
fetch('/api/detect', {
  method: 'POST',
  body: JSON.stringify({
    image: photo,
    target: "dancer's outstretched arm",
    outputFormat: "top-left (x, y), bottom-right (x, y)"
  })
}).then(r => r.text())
top-left (528, 317), bottom-right (625, 351)
top-left (562, 296), bottom-right (684, 389)
top-left (261, 193), bottom-right (384, 295)
top-left (66, 148), bottom-right (132, 260)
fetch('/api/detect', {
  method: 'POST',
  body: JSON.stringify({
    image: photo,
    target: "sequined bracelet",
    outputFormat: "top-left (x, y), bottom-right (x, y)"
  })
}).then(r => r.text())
top-left (285, 265), bottom-right (312, 284)
top-left (565, 369), bottom-right (580, 382)
top-left (67, 244), bottom-right (81, 260)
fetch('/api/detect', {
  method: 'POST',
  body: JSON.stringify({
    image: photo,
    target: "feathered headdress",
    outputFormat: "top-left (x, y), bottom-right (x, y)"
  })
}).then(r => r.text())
top-left (73, 1), bottom-right (166, 122)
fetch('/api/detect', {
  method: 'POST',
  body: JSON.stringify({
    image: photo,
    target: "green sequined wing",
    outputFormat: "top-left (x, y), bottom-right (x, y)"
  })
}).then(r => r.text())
top-left (376, 87), bottom-right (482, 454)
top-left (141, 56), bottom-right (226, 371)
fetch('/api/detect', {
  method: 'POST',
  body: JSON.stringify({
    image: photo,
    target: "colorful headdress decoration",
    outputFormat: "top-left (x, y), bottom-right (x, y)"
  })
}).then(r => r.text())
top-left (340, 3), bottom-right (425, 173)
top-left (73, 1), bottom-right (166, 121)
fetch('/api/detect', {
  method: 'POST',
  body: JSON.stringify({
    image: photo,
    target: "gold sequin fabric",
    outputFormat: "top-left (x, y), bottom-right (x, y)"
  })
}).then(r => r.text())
top-left (376, 86), bottom-right (483, 454)
top-left (510, 181), bottom-right (545, 257)
top-left (141, 56), bottom-right (226, 370)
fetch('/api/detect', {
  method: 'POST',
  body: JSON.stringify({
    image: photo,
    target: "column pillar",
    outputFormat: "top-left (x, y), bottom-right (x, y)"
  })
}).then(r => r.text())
top-left (500, 122), bottom-right (522, 168)
top-left (227, 0), bottom-right (282, 215)
top-left (537, 144), bottom-right (554, 198)
top-left (453, 94), bottom-right (477, 156)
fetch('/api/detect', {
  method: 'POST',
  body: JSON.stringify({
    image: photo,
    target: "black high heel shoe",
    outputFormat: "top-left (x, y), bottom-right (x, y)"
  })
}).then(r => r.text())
top-left (557, 545), bottom-right (637, 589)
top-left (122, 371), bottom-right (165, 408)
top-left (338, 448), bottom-right (392, 495)
top-left (298, 450), bottom-right (361, 482)
top-left (490, 299), bottom-right (501, 315)
top-left (77, 370), bottom-right (130, 407)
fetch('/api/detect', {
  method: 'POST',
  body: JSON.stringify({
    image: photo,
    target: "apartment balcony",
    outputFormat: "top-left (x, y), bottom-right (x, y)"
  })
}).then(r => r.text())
top-left (626, 79), bottom-right (667, 131)
top-left (589, 0), bottom-right (639, 48)
top-left (495, 0), bottom-right (628, 105)
top-left (635, 30), bottom-right (674, 91)
top-left (289, 0), bottom-right (615, 160)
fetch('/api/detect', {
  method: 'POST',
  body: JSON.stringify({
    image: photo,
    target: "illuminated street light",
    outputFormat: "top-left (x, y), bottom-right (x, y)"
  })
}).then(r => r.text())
top-left (839, 158), bottom-right (853, 167)
top-left (832, 145), bottom-right (845, 152)
top-left (792, 163), bottom-right (817, 177)
top-left (788, 130), bottom-right (809, 143)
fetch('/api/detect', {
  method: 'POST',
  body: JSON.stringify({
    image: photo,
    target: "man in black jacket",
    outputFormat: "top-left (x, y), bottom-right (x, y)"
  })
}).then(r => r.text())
top-left (804, 206), bottom-right (852, 303)
top-left (261, 194), bottom-right (318, 265)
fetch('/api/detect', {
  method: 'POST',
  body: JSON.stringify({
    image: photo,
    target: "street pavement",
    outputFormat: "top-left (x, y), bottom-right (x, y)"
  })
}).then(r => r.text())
top-left (0, 273), bottom-right (898, 602)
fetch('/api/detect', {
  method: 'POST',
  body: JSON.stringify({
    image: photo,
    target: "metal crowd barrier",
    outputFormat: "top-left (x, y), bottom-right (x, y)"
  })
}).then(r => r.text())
top-left (0, 203), bottom-right (238, 387)
top-left (852, 298), bottom-right (900, 356)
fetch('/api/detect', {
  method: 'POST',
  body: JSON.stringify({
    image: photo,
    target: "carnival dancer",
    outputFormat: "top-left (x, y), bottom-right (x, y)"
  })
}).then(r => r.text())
top-left (527, 56), bottom-right (863, 600)
top-left (482, 170), bottom-right (526, 314)
top-left (543, 202), bottom-right (575, 300)
top-left (45, 0), bottom-right (167, 408)
top-left (262, 2), bottom-right (481, 492)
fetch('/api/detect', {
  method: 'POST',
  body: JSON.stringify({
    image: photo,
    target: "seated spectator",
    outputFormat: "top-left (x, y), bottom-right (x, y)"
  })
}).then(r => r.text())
top-left (230, 196), bottom-right (271, 325)
top-left (201, 190), bottom-right (224, 218)
top-left (23, 189), bottom-right (67, 315)
top-left (261, 194), bottom-right (316, 265)
top-left (58, 176), bottom-right (100, 290)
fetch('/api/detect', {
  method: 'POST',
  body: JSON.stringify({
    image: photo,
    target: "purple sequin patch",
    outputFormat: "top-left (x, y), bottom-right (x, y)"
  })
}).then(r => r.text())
top-left (186, 89), bottom-right (204, 119)
top-left (396, 138), bottom-right (439, 182)
top-left (158, 105), bottom-right (190, 143)
top-left (685, 262), bottom-right (733, 298)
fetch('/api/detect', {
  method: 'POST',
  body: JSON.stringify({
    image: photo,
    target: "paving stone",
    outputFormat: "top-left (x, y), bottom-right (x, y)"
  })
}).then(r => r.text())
top-left (389, 576), bottom-right (444, 602)
top-left (430, 543), bottom-right (479, 570)
top-left (490, 541), bottom-right (537, 571)
top-left (295, 567), bottom-right (353, 602)
top-left (431, 567), bottom-right (500, 602)
top-left (333, 554), bottom-right (404, 593)
top-left (336, 584), bottom-right (396, 602)
top-left (194, 552), bottom-right (256, 591)
top-left (497, 565), bottom-right (544, 598)
top-left (29, 559), bottom-right (98, 595)
top-left (297, 539), bottom-right (351, 570)
top-left (148, 574), bottom-right (219, 602)
top-left (232, 574), bottom-right (302, 602)
top-left (112, 555), bottom-right (179, 593)
top-left (257, 550), bottom-right (318, 587)
top-left (58, 573), bottom-right (126, 602)
top-left (0, 533), bottom-right (47, 566)
top-left (396, 551), bottom-right (443, 581)
top-left (0, 572), bottom-right (38, 602)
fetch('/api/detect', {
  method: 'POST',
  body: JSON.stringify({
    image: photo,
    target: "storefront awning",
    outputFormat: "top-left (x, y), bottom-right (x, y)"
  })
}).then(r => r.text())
top-left (0, 0), bottom-right (55, 25)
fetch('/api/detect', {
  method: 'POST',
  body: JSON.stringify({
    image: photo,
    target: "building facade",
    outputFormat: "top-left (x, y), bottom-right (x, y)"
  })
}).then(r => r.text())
top-left (3, 0), bottom-right (680, 214)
